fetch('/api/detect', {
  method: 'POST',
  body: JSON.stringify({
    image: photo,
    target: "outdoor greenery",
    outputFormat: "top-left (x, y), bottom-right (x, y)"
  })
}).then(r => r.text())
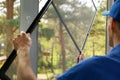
top-left (38, 0), bottom-right (107, 79)
top-left (0, 0), bottom-right (106, 80)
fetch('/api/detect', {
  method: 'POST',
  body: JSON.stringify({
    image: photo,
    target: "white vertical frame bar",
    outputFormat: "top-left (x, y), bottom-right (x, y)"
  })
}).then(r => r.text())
top-left (20, 0), bottom-right (38, 75)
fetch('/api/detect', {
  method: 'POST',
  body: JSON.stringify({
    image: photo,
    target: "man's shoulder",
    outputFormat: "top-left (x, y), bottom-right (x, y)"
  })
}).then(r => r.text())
top-left (56, 56), bottom-right (106, 80)
top-left (78, 56), bottom-right (106, 66)
top-left (78, 55), bottom-right (120, 70)
top-left (56, 56), bottom-right (120, 80)
top-left (66, 56), bottom-right (106, 73)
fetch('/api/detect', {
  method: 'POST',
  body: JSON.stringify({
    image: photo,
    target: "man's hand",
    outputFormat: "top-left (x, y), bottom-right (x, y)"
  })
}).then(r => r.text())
top-left (13, 31), bottom-right (31, 50)
top-left (13, 32), bottom-right (37, 80)
top-left (77, 53), bottom-right (84, 63)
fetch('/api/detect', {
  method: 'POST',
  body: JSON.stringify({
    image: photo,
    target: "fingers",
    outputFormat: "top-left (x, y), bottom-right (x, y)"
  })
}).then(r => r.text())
top-left (79, 53), bottom-right (84, 60)
top-left (13, 31), bottom-right (31, 50)
top-left (21, 32), bottom-right (26, 37)
top-left (77, 52), bottom-right (84, 63)
top-left (21, 31), bottom-right (31, 39)
top-left (14, 31), bottom-right (30, 41)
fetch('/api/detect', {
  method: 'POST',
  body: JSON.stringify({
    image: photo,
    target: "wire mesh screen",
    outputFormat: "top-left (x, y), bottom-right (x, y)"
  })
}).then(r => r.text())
top-left (55, 0), bottom-right (96, 50)
top-left (38, 0), bottom-right (97, 79)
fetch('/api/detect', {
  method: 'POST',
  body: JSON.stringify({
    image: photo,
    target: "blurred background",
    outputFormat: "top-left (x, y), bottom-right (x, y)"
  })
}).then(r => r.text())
top-left (0, 0), bottom-right (113, 80)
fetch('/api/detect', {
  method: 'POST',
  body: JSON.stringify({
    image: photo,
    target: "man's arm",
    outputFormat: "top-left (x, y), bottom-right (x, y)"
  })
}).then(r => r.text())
top-left (13, 32), bottom-right (37, 80)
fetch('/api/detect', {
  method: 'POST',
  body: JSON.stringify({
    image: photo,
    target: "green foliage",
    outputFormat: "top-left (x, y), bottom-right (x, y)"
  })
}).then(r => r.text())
top-left (84, 2), bottom-right (106, 57)
top-left (0, 0), bottom-right (20, 79)
top-left (38, 0), bottom-right (107, 78)
top-left (6, 18), bottom-right (20, 26)
top-left (40, 28), bottom-right (55, 40)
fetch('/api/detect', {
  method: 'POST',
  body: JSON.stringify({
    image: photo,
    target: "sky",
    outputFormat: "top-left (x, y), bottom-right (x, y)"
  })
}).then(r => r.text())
top-left (0, 0), bottom-right (104, 8)
top-left (39, 0), bottom-right (48, 11)
top-left (0, 0), bottom-right (105, 16)
top-left (38, 0), bottom-right (104, 11)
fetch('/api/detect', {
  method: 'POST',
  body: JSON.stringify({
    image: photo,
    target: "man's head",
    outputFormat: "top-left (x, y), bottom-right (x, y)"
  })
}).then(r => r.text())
top-left (102, 0), bottom-right (120, 47)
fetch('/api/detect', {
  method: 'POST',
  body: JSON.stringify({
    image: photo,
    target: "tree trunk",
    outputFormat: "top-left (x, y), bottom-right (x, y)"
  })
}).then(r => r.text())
top-left (59, 22), bottom-right (66, 72)
top-left (93, 38), bottom-right (95, 56)
top-left (5, 0), bottom-right (16, 79)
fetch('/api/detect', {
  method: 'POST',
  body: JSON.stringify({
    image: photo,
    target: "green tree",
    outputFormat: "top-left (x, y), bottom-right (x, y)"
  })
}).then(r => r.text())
top-left (0, 0), bottom-right (20, 79)
top-left (38, 0), bottom-right (101, 78)
top-left (84, 1), bottom-right (106, 57)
